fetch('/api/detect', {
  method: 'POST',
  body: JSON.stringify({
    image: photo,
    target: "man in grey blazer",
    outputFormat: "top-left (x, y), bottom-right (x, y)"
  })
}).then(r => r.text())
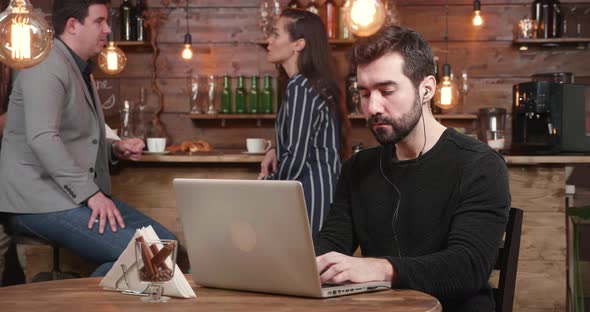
top-left (0, 0), bottom-right (176, 277)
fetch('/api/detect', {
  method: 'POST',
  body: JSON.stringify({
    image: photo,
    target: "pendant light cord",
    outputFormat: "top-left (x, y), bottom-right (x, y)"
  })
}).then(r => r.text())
top-left (185, 0), bottom-right (190, 34)
top-left (444, 0), bottom-right (449, 65)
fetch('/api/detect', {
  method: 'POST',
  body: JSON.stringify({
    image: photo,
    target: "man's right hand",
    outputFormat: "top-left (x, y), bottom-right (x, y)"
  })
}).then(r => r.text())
top-left (87, 192), bottom-right (126, 234)
top-left (257, 148), bottom-right (278, 180)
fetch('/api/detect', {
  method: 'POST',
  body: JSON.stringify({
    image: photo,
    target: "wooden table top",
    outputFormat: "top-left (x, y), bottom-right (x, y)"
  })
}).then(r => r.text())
top-left (0, 276), bottom-right (442, 312)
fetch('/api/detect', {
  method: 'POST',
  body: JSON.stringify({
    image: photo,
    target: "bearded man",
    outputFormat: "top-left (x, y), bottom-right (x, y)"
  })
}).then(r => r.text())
top-left (314, 25), bottom-right (510, 312)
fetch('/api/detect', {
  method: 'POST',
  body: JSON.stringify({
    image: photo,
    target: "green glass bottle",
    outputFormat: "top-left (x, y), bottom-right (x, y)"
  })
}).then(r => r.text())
top-left (261, 75), bottom-right (273, 114)
top-left (235, 75), bottom-right (247, 114)
top-left (221, 75), bottom-right (232, 113)
top-left (248, 76), bottom-right (260, 114)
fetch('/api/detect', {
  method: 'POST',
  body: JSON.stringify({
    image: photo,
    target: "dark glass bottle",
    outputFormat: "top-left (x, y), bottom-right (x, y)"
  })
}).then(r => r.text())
top-left (261, 75), bottom-right (273, 114)
top-left (120, 0), bottom-right (134, 41)
top-left (345, 73), bottom-right (357, 114)
top-left (221, 75), bottom-right (232, 113)
top-left (532, 0), bottom-right (542, 37)
top-left (351, 81), bottom-right (361, 114)
top-left (537, 0), bottom-right (549, 38)
top-left (235, 76), bottom-right (247, 114)
top-left (248, 76), bottom-right (260, 114)
top-left (134, 0), bottom-right (147, 41)
top-left (550, 0), bottom-right (562, 38)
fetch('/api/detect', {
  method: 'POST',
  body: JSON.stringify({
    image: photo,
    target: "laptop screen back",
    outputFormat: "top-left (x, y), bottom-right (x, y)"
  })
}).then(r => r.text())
top-left (173, 178), bottom-right (324, 297)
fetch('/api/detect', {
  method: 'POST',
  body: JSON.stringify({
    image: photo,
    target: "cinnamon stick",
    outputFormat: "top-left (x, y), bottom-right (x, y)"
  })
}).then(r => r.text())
top-left (135, 236), bottom-right (156, 277)
top-left (149, 243), bottom-right (171, 271)
top-left (150, 241), bottom-right (176, 269)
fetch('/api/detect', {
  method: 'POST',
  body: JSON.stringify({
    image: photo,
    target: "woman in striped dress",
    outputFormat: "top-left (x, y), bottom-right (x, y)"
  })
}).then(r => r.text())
top-left (258, 8), bottom-right (350, 238)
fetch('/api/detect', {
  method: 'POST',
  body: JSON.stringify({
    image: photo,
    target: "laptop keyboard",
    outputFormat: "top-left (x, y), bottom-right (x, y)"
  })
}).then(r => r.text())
top-left (321, 283), bottom-right (340, 288)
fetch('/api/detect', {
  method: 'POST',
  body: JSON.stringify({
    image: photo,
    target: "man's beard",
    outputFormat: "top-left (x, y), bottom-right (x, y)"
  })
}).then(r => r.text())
top-left (368, 93), bottom-right (423, 146)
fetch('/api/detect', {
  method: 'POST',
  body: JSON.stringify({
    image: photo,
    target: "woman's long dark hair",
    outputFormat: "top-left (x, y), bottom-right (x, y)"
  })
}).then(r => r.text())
top-left (280, 8), bottom-right (351, 159)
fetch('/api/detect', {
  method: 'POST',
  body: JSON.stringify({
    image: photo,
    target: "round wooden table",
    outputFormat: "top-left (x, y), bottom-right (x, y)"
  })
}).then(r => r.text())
top-left (0, 276), bottom-right (442, 312)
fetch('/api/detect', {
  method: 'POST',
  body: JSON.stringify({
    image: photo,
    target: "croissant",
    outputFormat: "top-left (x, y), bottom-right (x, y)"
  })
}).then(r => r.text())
top-left (167, 140), bottom-right (214, 153)
top-left (165, 144), bottom-right (184, 153)
top-left (193, 140), bottom-right (213, 152)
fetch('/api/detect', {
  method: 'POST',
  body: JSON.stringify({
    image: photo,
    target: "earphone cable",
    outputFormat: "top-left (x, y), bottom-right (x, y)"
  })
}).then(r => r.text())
top-left (379, 150), bottom-right (402, 258)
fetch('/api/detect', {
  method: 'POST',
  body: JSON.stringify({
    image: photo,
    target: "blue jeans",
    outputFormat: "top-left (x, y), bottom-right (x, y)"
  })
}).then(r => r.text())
top-left (10, 198), bottom-right (177, 277)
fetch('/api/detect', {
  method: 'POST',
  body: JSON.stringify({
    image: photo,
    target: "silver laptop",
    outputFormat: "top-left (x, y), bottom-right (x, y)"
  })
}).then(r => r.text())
top-left (173, 178), bottom-right (391, 298)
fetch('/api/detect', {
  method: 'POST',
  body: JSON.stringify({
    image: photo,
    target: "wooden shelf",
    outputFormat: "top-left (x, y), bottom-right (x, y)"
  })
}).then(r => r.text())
top-left (255, 39), bottom-right (355, 48)
top-left (188, 114), bottom-right (275, 120)
top-left (349, 113), bottom-right (477, 120)
top-left (513, 38), bottom-right (590, 49)
top-left (434, 113), bottom-right (478, 120)
top-left (189, 113), bottom-right (477, 121)
top-left (115, 41), bottom-right (152, 48)
top-left (327, 39), bottom-right (356, 46)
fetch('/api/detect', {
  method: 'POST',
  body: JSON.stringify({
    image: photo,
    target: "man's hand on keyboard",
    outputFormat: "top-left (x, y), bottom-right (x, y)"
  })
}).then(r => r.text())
top-left (316, 251), bottom-right (395, 285)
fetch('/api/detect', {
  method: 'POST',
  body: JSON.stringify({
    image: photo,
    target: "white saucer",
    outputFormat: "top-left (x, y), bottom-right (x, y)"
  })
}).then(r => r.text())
top-left (142, 150), bottom-right (171, 155)
top-left (241, 151), bottom-right (266, 155)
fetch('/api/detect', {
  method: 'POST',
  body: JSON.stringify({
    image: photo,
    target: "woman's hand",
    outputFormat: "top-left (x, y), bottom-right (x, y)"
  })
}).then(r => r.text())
top-left (258, 148), bottom-right (277, 179)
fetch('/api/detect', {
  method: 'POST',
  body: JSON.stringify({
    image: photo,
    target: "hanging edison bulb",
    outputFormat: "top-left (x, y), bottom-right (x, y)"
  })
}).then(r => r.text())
top-left (341, 0), bottom-right (386, 37)
top-left (98, 42), bottom-right (127, 75)
top-left (435, 64), bottom-right (461, 110)
top-left (0, 0), bottom-right (53, 69)
top-left (472, 0), bottom-right (483, 26)
top-left (181, 33), bottom-right (193, 60)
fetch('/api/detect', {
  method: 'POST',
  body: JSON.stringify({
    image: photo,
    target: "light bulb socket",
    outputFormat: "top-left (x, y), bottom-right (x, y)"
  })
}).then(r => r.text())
top-left (184, 33), bottom-right (192, 45)
top-left (442, 63), bottom-right (451, 77)
top-left (473, 0), bottom-right (481, 11)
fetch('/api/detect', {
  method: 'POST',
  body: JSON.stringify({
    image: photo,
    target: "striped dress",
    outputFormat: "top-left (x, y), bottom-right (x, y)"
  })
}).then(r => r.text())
top-left (267, 74), bottom-right (341, 237)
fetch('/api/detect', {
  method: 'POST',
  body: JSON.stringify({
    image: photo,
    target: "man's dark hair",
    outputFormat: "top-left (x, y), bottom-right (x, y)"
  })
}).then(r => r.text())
top-left (52, 0), bottom-right (109, 36)
top-left (351, 25), bottom-right (435, 89)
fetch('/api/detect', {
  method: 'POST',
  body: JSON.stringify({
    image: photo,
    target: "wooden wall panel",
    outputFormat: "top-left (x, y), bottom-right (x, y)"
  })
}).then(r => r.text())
top-left (399, 4), bottom-right (528, 41)
top-left (95, 44), bottom-right (273, 78)
top-left (89, 0), bottom-right (590, 148)
top-left (509, 166), bottom-right (565, 212)
top-left (514, 260), bottom-right (566, 311)
top-left (520, 212), bottom-right (566, 261)
top-left (110, 164), bottom-right (260, 243)
top-left (114, 0), bottom-right (263, 8)
top-left (430, 42), bottom-right (590, 78)
top-left (158, 7), bottom-right (262, 43)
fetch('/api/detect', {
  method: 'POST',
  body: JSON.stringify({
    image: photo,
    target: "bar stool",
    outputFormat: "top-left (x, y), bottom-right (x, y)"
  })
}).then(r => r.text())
top-left (12, 234), bottom-right (80, 282)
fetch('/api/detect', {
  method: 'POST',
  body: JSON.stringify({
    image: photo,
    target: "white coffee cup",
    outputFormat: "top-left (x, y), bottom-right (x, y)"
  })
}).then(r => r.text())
top-left (147, 137), bottom-right (167, 153)
top-left (246, 138), bottom-right (271, 153)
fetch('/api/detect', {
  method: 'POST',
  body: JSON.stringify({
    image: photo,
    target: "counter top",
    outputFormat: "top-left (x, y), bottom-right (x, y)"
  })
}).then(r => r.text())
top-left (503, 155), bottom-right (590, 165)
top-left (138, 151), bottom-right (264, 163)
top-left (135, 151), bottom-right (590, 165)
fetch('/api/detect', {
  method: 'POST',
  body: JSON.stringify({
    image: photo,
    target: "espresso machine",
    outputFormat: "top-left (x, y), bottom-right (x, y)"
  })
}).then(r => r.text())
top-left (511, 81), bottom-right (590, 153)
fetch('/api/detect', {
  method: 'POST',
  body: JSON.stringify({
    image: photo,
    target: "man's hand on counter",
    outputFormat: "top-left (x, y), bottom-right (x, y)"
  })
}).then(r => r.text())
top-left (113, 138), bottom-right (145, 161)
top-left (258, 148), bottom-right (277, 179)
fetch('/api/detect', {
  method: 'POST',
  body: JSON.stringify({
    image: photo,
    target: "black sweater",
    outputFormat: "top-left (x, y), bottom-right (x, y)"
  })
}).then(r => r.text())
top-left (315, 129), bottom-right (510, 312)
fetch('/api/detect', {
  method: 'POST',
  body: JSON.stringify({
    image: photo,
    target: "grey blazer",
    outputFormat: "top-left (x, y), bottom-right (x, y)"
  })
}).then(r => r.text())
top-left (0, 40), bottom-right (115, 214)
